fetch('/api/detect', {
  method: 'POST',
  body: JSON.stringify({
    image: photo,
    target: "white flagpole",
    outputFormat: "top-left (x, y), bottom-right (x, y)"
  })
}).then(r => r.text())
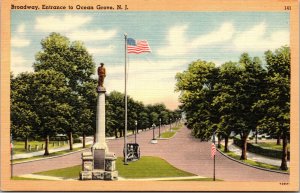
top-left (124, 34), bottom-right (128, 165)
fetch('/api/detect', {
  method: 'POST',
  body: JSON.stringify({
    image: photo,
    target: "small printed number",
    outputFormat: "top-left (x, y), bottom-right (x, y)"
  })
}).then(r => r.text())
top-left (284, 6), bottom-right (291, 10)
top-left (280, 182), bottom-right (289, 185)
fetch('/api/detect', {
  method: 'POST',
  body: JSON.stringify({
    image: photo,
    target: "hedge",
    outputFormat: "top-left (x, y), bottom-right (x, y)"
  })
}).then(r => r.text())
top-left (233, 137), bottom-right (290, 160)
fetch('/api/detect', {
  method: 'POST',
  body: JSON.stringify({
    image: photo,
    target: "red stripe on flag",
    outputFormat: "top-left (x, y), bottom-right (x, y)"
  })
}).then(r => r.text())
top-left (211, 143), bottom-right (216, 158)
top-left (128, 40), bottom-right (151, 54)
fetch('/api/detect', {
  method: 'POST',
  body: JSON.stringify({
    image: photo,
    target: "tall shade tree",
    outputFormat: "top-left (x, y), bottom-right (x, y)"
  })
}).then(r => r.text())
top-left (254, 46), bottom-right (290, 170)
top-left (212, 62), bottom-right (242, 152)
top-left (235, 53), bottom-right (266, 160)
top-left (33, 32), bottom-right (96, 150)
top-left (106, 91), bottom-right (125, 138)
top-left (11, 73), bottom-right (39, 150)
top-left (175, 60), bottom-right (219, 141)
top-left (31, 70), bottom-right (73, 155)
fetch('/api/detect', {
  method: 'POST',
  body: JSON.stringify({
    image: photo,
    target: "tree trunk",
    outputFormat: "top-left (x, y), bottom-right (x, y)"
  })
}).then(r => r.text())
top-left (94, 133), bottom-right (96, 143)
top-left (24, 136), bottom-right (28, 150)
top-left (82, 133), bottom-right (86, 148)
top-left (277, 133), bottom-right (281, 145)
top-left (255, 128), bottom-right (258, 144)
top-left (224, 136), bottom-right (229, 152)
top-left (240, 135), bottom-right (248, 160)
top-left (217, 134), bottom-right (221, 148)
top-left (44, 135), bottom-right (50, 155)
top-left (280, 131), bottom-right (288, 170)
top-left (68, 131), bottom-right (73, 150)
top-left (115, 128), bottom-right (118, 138)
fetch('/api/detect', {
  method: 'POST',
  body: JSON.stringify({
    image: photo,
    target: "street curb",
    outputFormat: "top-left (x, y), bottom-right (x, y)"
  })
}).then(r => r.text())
top-left (13, 147), bottom-right (91, 165)
top-left (216, 148), bottom-right (289, 175)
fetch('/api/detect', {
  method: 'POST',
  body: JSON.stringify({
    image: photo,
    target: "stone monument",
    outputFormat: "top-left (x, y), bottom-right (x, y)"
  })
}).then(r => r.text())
top-left (80, 63), bottom-right (118, 181)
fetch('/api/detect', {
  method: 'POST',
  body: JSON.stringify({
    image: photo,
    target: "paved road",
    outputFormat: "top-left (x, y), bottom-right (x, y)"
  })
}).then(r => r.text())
top-left (13, 126), bottom-right (289, 181)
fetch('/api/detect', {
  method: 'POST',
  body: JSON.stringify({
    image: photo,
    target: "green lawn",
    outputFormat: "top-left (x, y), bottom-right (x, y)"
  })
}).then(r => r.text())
top-left (11, 176), bottom-right (44, 180)
top-left (171, 126), bottom-right (181, 131)
top-left (13, 145), bottom-right (91, 164)
top-left (159, 124), bottom-right (182, 139)
top-left (254, 142), bottom-right (290, 151)
top-left (218, 146), bottom-right (288, 172)
top-left (167, 178), bottom-right (222, 181)
top-left (35, 156), bottom-right (197, 179)
top-left (160, 131), bottom-right (176, 138)
top-left (35, 165), bottom-right (81, 179)
top-left (13, 140), bottom-right (69, 154)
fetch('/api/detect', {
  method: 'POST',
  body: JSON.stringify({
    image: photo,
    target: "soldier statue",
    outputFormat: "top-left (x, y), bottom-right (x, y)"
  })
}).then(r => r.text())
top-left (98, 63), bottom-right (106, 88)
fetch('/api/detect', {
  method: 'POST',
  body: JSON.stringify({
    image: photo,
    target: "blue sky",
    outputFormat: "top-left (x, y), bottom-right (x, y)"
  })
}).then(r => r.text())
top-left (11, 11), bottom-right (289, 109)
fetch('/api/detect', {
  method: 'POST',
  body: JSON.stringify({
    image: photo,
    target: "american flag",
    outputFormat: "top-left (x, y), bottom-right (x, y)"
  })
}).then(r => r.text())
top-left (127, 38), bottom-right (151, 54)
top-left (211, 143), bottom-right (216, 158)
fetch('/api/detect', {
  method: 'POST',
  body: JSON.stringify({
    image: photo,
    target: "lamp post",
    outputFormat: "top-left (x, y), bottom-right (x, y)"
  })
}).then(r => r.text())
top-left (169, 118), bottom-right (172, 131)
top-left (159, 118), bottom-right (161, 138)
top-left (213, 130), bottom-right (216, 181)
top-left (135, 120), bottom-right (138, 144)
top-left (152, 123), bottom-right (156, 140)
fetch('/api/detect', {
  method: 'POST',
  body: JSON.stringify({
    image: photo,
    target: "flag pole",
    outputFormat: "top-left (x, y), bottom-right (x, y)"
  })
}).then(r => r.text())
top-left (11, 133), bottom-right (13, 178)
top-left (213, 130), bottom-right (216, 181)
top-left (124, 33), bottom-right (128, 165)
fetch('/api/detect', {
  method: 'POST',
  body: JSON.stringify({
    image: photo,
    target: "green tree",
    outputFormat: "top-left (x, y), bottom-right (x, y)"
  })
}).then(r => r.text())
top-left (30, 70), bottom-right (73, 155)
top-left (175, 60), bottom-right (219, 141)
top-left (11, 73), bottom-right (39, 150)
top-left (212, 62), bottom-right (242, 152)
top-left (106, 91), bottom-right (125, 138)
top-left (33, 33), bottom-right (96, 150)
top-left (235, 53), bottom-right (266, 160)
top-left (254, 46), bottom-right (290, 170)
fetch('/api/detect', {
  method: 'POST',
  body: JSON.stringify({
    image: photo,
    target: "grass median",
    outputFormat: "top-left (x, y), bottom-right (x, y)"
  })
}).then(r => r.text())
top-left (33, 156), bottom-right (197, 180)
top-left (159, 124), bottom-right (182, 139)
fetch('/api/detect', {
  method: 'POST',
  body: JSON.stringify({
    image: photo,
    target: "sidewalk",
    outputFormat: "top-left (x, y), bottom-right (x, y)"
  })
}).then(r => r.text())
top-left (18, 174), bottom-right (206, 181)
top-left (13, 138), bottom-right (94, 160)
top-left (227, 141), bottom-right (289, 167)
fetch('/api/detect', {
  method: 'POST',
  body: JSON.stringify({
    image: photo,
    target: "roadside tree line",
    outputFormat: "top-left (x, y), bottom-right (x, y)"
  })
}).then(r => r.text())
top-left (175, 46), bottom-right (290, 170)
top-left (11, 32), bottom-right (180, 156)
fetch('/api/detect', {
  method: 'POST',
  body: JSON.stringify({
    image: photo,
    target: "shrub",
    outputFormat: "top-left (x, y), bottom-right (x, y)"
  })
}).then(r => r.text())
top-left (233, 137), bottom-right (290, 160)
top-left (73, 138), bottom-right (81, 143)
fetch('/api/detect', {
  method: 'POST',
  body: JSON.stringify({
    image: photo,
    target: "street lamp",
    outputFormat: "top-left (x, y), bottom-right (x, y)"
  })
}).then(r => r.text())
top-left (159, 118), bottom-right (161, 138)
top-left (212, 130), bottom-right (216, 181)
top-left (169, 118), bottom-right (172, 131)
top-left (152, 123), bottom-right (156, 140)
top-left (135, 120), bottom-right (138, 144)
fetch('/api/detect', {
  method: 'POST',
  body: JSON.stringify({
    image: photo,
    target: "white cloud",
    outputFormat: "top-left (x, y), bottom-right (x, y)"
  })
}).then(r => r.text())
top-left (12, 23), bottom-right (31, 47)
top-left (233, 22), bottom-right (289, 51)
top-left (158, 22), bottom-right (234, 56)
top-left (35, 15), bottom-right (92, 32)
top-left (191, 22), bottom-right (234, 48)
top-left (17, 24), bottom-right (26, 33)
top-left (11, 51), bottom-right (33, 74)
top-left (11, 36), bottom-right (31, 47)
top-left (68, 29), bottom-right (117, 42)
top-left (87, 45), bottom-right (116, 55)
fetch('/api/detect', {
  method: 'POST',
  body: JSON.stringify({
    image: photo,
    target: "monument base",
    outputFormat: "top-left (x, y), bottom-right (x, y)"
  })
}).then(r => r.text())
top-left (80, 148), bottom-right (118, 181)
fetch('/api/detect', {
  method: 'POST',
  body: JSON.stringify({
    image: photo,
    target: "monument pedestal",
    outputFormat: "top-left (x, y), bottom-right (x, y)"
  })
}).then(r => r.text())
top-left (80, 86), bottom-right (118, 181)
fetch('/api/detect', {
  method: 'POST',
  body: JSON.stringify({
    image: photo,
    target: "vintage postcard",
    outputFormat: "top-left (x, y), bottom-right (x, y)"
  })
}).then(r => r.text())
top-left (0, 0), bottom-right (299, 191)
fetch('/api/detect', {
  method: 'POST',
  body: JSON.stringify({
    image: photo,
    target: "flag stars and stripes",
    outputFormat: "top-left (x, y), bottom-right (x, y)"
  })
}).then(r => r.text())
top-left (127, 38), bottom-right (151, 54)
top-left (211, 143), bottom-right (216, 158)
